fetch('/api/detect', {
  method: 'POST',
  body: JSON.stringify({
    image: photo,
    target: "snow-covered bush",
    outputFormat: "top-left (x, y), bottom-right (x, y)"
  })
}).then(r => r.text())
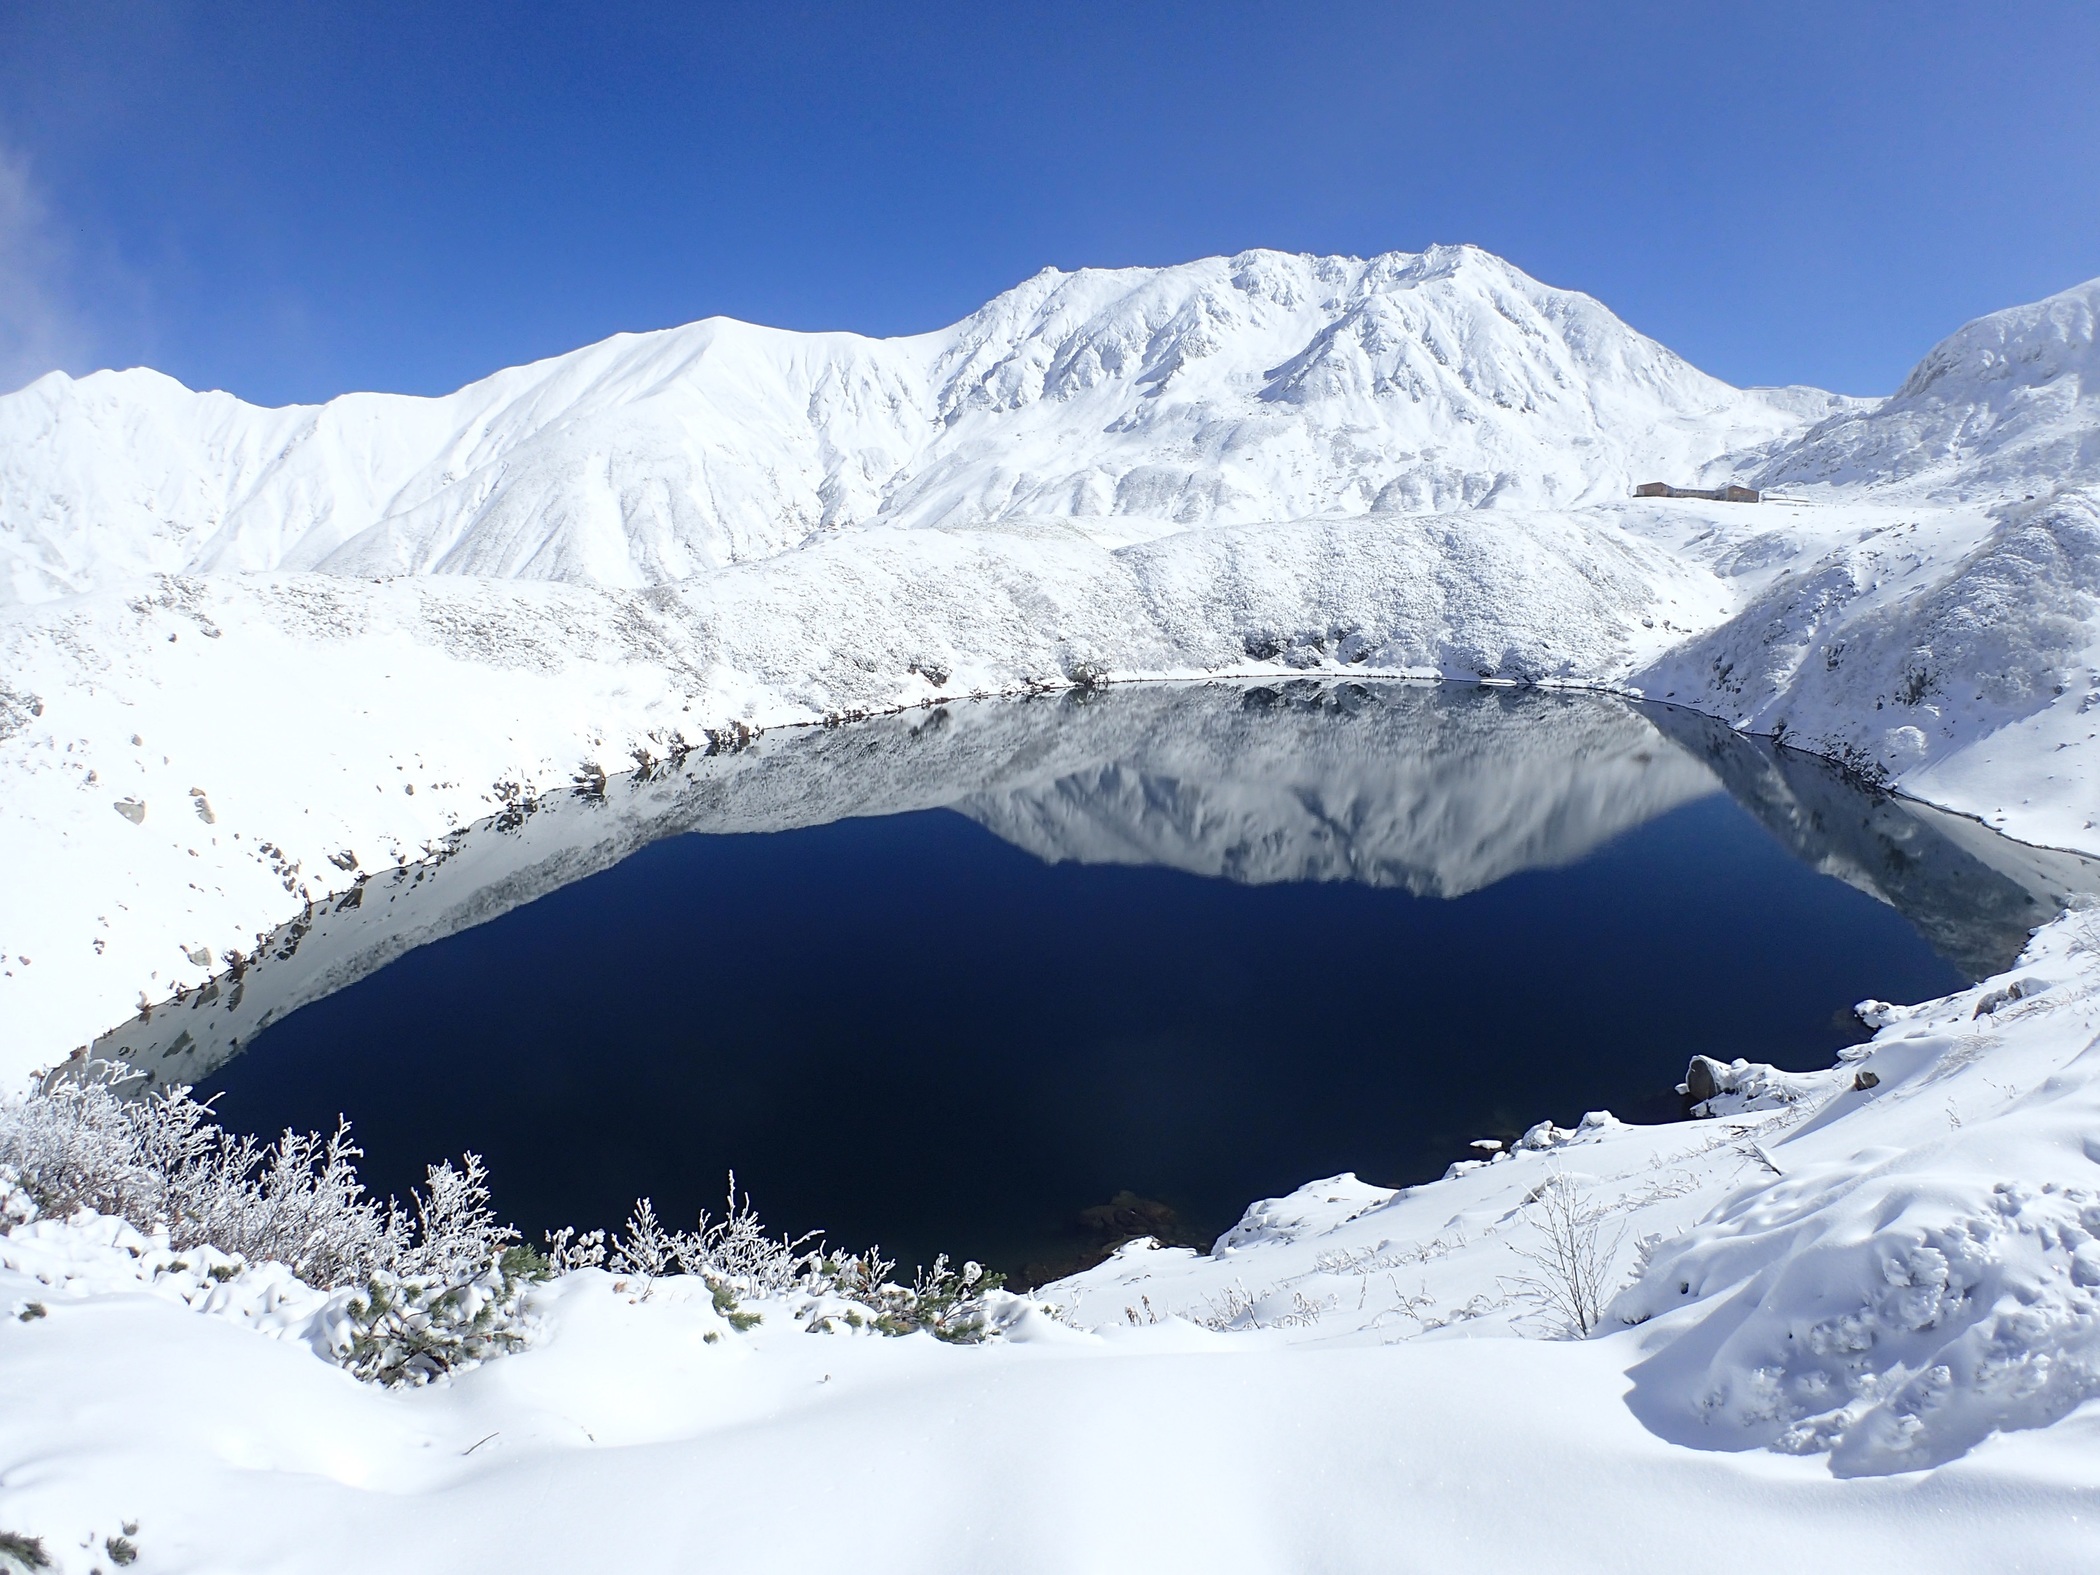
top-left (586, 1179), bottom-right (1010, 1342)
top-left (338, 1153), bottom-right (544, 1386)
top-left (1, 1062), bottom-right (410, 1286)
top-left (0, 1063), bottom-right (538, 1384)
top-left (804, 1252), bottom-right (1005, 1341)
top-left (1, 1067), bottom-right (1018, 1389)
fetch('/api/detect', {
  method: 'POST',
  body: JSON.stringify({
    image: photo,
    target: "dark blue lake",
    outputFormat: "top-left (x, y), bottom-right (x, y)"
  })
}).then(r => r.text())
top-left (167, 682), bottom-right (2087, 1282)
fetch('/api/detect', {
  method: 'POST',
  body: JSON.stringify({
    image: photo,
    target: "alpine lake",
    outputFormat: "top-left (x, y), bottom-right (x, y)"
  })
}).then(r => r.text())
top-left (97, 680), bottom-right (2100, 1286)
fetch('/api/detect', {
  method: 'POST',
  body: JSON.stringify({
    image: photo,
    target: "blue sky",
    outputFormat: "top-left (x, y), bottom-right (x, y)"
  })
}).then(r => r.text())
top-left (1, 1), bottom-right (2095, 404)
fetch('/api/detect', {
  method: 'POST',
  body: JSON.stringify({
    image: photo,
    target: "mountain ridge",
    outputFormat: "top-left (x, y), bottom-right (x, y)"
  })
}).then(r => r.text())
top-left (0, 244), bottom-right (1841, 606)
top-left (1755, 275), bottom-right (2100, 499)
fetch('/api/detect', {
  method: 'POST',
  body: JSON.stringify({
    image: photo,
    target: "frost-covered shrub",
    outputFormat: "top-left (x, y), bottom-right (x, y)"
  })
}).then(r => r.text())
top-left (342, 1247), bottom-right (544, 1386)
top-left (592, 1177), bottom-right (1011, 1342)
top-left (0, 1064), bottom-right (537, 1384)
top-left (2, 1067), bottom-right (1021, 1387)
top-left (1504, 1169), bottom-right (1624, 1337)
top-left (0, 1063), bottom-right (407, 1287)
top-left (339, 1154), bottom-right (541, 1386)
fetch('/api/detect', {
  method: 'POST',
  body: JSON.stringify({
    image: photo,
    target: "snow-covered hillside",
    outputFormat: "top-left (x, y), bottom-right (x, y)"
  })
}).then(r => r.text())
top-left (1755, 276), bottom-right (2099, 500)
top-left (0, 245), bottom-right (1841, 606)
top-left (1638, 490), bottom-right (2100, 852)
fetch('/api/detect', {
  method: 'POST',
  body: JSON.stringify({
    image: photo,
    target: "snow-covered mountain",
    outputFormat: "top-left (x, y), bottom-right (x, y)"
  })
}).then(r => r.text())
top-left (1755, 275), bottom-right (2100, 499)
top-left (0, 245), bottom-right (1841, 606)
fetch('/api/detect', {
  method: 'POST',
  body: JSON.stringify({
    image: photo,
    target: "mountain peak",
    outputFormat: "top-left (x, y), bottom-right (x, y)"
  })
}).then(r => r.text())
top-left (1757, 275), bottom-right (2100, 498)
top-left (0, 246), bottom-right (1824, 605)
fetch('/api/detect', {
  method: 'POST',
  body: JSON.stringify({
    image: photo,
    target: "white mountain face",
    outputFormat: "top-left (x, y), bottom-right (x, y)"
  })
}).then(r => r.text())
top-left (0, 245), bottom-right (1839, 606)
top-left (1754, 276), bottom-right (2100, 500)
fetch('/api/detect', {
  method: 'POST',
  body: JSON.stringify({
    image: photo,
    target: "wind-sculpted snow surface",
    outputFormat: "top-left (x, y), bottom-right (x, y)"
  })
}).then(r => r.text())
top-left (0, 245), bottom-right (1830, 606)
top-left (1756, 277), bottom-right (2100, 500)
top-left (1613, 910), bottom-right (2100, 1475)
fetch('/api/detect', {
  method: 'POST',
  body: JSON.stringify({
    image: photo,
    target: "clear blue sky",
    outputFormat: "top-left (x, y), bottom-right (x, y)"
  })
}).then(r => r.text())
top-left (2, 1), bottom-right (2095, 405)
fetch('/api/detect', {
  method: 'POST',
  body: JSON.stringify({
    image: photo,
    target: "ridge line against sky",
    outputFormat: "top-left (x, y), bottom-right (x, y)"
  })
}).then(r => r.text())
top-left (1, 0), bottom-right (2096, 407)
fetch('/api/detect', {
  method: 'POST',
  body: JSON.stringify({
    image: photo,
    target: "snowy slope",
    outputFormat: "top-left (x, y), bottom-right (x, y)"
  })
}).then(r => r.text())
top-left (0, 246), bottom-right (1838, 606)
top-left (1052, 903), bottom-right (2100, 1481)
top-left (1755, 276), bottom-right (2100, 500)
top-left (1637, 489), bottom-right (2100, 851)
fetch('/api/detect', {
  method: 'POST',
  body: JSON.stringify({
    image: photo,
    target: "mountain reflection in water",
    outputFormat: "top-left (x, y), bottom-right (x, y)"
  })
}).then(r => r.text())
top-left (100, 681), bottom-right (2099, 1278)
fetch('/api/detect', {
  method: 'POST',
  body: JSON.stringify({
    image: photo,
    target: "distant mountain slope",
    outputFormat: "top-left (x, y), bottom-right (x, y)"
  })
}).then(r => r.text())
top-left (1756, 276), bottom-right (2100, 499)
top-left (0, 245), bottom-right (1834, 606)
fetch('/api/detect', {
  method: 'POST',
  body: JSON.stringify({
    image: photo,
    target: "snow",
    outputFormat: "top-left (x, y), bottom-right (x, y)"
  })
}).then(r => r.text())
top-left (1755, 276), bottom-right (2100, 501)
top-left (5, 249), bottom-right (2100, 1569)
top-left (0, 246), bottom-right (1839, 607)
